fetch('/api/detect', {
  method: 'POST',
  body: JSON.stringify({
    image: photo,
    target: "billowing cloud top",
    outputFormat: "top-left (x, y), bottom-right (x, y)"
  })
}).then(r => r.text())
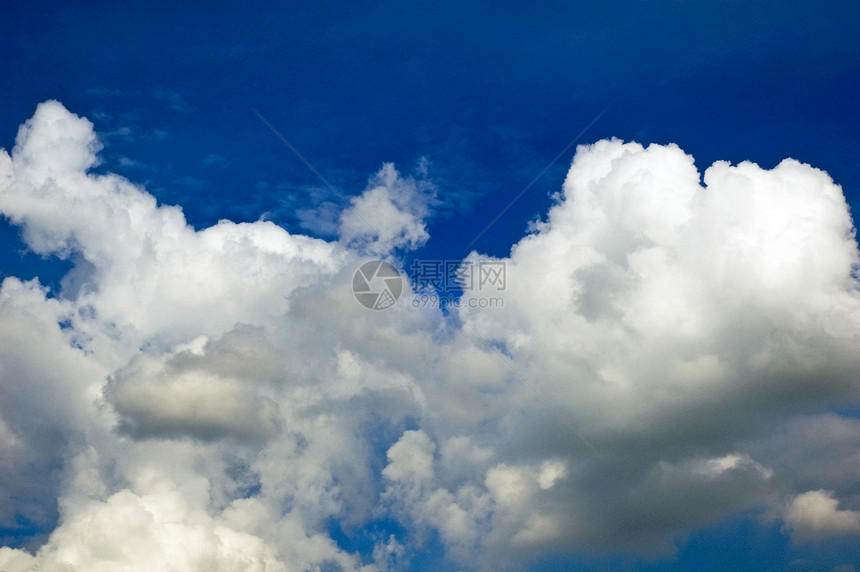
top-left (339, 162), bottom-right (435, 256)
top-left (1, 101), bottom-right (859, 570)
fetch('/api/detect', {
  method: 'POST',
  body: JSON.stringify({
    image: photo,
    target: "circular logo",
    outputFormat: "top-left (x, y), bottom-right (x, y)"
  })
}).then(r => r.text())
top-left (352, 260), bottom-right (403, 310)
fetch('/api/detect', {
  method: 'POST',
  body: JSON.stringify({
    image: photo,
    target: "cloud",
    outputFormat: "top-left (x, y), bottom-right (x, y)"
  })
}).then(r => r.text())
top-left (0, 276), bottom-right (106, 550)
top-left (117, 156), bottom-right (141, 168)
top-left (1, 102), bottom-right (860, 569)
top-left (82, 87), bottom-right (124, 98)
top-left (786, 490), bottom-right (860, 542)
top-left (338, 162), bottom-right (435, 256)
top-left (254, 181), bottom-right (347, 238)
top-left (105, 328), bottom-right (283, 442)
top-left (456, 139), bottom-right (860, 553)
top-left (202, 153), bottom-right (227, 168)
top-left (8, 100), bottom-right (102, 176)
top-left (154, 89), bottom-right (191, 113)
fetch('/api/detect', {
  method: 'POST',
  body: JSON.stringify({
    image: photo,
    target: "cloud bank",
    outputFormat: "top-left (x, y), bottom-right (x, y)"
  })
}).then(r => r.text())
top-left (1, 101), bottom-right (859, 570)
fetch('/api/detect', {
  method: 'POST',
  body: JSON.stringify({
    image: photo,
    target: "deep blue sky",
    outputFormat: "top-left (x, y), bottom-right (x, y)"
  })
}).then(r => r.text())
top-left (2, 1), bottom-right (859, 569)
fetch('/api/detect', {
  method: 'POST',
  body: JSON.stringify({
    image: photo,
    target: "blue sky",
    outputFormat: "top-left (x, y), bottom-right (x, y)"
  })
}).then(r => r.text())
top-left (1, 2), bottom-right (860, 570)
top-left (4, 1), bottom-right (858, 258)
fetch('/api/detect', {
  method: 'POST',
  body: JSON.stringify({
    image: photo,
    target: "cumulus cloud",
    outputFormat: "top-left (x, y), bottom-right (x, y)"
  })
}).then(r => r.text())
top-left (1, 102), bottom-right (860, 570)
top-left (786, 490), bottom-right (860, 542)
top-left (338, 162), bottom-right (435, 256)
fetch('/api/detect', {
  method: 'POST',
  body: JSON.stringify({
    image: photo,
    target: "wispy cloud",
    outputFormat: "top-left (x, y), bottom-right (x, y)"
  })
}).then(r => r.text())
top-left (83, 87), bottom-right (124, 97)
top-left (154, 88), bottom-right (192, 113)
top-left (202, 153), bottom-right (227, 168)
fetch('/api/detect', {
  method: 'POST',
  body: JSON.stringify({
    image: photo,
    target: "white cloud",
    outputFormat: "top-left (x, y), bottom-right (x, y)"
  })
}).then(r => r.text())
top-left (338, 162), bottom-right (435, 256)
top-left (457, 138), bottom-right (860, 554)
top-left (1, 102), bottom-right (860, 570)
top-left (1, 100), bottom-right (345, 351)
top-left (786, 490), bottom-right (860, 542)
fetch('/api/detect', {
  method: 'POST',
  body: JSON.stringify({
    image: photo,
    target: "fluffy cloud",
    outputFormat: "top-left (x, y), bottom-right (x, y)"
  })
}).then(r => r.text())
top-left (1, 102), bottom-right (859, 570)
top-left (786, 490), bottom-right (860, 542)
top-left (338, 162), bottom-right (434, 256)
top-left (457, 138), bottom-right (860, 553)
top-left (105, 328), bottom-right (283, 442)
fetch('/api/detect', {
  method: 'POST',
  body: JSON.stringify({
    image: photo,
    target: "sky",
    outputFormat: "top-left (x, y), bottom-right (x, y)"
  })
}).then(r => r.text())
top-left (1, 1), bottom-right (859, 570)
